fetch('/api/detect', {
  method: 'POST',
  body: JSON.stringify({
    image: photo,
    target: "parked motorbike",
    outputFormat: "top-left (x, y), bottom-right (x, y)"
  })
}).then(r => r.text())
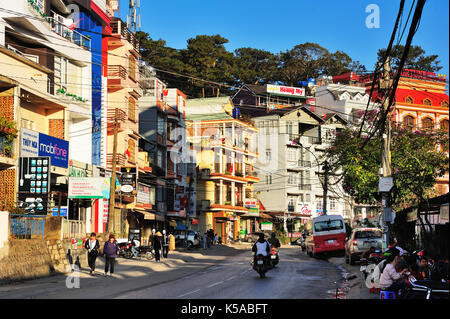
top-left (360, 249), bottom-right (382, 281)
top-left (252, 253), bottom-right (269, 278)
top-left (403, 274), bottom-right (449, 299)
top-left (118, 242), bottom-right (133, 259)
top-left (269, 247), bottom-right (279, 268)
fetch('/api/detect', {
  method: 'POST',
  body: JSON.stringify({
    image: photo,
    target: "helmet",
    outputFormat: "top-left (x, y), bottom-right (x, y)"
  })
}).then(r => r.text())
top-left (271, 232), bottom-right (276, 238)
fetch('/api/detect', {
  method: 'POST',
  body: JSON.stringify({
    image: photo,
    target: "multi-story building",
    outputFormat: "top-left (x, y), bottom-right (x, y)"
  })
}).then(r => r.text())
top-left (138, 61), bottom-right (168, 232)
top-left (104, 14), bottom-right (141, 236)
top-left (253, 106), bottom-right (351, 233)
top-left (0, 1), bottom-right (107, 234)
top-left (186, 97), bottom-right (260, 243)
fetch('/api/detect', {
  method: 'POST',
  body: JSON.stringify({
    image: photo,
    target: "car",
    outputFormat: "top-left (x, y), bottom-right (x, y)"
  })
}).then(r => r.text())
top-left (173, 230), bottom-right (200, 247)
top-left (246, 232), bottom-right (271, 243)
top-left (345, 227), bottom-right (383, 265)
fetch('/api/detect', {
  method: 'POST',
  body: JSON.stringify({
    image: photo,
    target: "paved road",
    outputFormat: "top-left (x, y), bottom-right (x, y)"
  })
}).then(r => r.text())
top-left (0, 245), bottom-right (347, 299)
top-left (118, 246), bottom-right (343, 299)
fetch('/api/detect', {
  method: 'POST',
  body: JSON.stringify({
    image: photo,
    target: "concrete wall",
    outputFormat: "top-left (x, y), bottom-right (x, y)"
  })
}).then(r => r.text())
top-left (0, 211), bottom-right (8, 260)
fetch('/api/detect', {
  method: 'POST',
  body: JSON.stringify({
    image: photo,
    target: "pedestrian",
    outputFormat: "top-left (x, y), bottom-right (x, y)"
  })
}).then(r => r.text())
top-left (162, 230), bottom-right (169, 258)
top-left (103, 234), bottom-right (119, 277)
top-left (84, 232), bottom-right (100, 276)
top-left (153, 231), bottom-right (162, 262)
top-left (214, 234), bottom-right (218, 245)
top-left (202, 232), bottom-right (208, 250)
top-left (149, 228), bottom-right (156, 247)
top-left (168, 232), bottom-right (175, 251)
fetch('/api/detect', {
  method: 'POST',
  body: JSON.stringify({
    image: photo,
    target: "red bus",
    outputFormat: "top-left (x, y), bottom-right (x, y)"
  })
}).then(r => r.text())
top-left (305, 214), bottom-right (346, 257)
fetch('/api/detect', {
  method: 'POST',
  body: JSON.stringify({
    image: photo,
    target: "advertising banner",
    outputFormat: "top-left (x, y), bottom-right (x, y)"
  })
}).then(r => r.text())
top-left (20, 128), bottom-right (69, 168)
top-left (267, 84), bottom-right (305, 97)
top-left (261, 222), bottom-right (273, 231)
top-left (68, 177), bottom-right (111, 199)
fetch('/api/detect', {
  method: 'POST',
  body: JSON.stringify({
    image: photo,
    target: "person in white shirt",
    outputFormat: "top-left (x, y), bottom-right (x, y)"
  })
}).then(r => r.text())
top-left (131, 236), bottom-right (140, 257)
top-left (379, 253), bottom-right (408, 294)
top-left (252, 234), bottom-right (271, 266)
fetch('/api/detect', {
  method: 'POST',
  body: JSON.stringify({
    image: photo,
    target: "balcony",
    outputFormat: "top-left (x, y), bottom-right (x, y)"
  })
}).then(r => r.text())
top-left (298, 184), bottom-right (312, 191)
top-left (47, 17), bottom-right (91, 50)
top-left (107, 65), bottom-right (127, 90)
top-left (107, 153), bottom-right (127, 168)
top-left (298, 160), bottom-right (312, 168)
top-left (110, 18), bottom-right (140, 51)
top-left (106, 108), bottom-right (127, 134)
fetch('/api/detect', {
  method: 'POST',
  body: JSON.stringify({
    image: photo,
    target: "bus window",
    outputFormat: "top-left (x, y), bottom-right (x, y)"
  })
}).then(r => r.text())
top-left (314, 220), bottom-right (344, 232)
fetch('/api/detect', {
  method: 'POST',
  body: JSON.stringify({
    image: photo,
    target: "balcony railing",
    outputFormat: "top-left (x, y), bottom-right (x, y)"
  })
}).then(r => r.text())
top-left (107, 154), bottom-right (127, 167)
top-left (298, 184), bottom-right (312, 191)
top-left (298, 160), bottom-right (312, 168)
top-left (107, 65), bottom-right (127, 80)
top-left (47, 17), bottom-right (91, 50)
top-left (62, 219), bottom-right (86, 239)
top-left (110, 18), bottom-right (140, 51)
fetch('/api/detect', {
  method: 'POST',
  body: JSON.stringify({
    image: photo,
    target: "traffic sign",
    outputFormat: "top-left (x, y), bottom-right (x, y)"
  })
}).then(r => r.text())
top-left (379, 177), bottom-right (393, 192)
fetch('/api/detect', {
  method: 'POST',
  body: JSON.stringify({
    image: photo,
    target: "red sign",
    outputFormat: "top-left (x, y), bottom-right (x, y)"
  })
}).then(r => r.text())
top-left (191, 219), bottom-right (199, 225)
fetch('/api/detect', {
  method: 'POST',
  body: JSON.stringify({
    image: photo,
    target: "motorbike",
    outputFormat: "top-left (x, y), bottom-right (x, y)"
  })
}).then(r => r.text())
top-left (269, 247), bottom-right (279, 268)
top-left (360, 249), bottom-right (383, 281)
top-left (118, 242), bottom-right (155, 260)
top-left (402, 274), bottom-right (449, 299)
top-left (252, 253), bottom-right (269, 278)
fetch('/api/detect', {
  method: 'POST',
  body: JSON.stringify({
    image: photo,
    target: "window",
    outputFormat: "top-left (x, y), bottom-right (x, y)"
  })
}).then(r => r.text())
top-left (314, 219), bottom-right (343, 232)
top-left (440, 119), bottom-right (449, 131)
top-left (355, 230), bottom-right (382, 239)
top-left (286, 121), bottom-right (293, 140)
top-left (423, 99), bottom-right (432, 106)
top-left (288, 172), bottom-right (297, 185)
top-left (405, 96), bottom-right (414, 104)
top-left (288, 196), bottom-right (296, 207)
top-left (316, 198), bottom-right (323, 211)
top-left (128, 97), bottom-right (136, 122)
top-left (157, 116), bottom-right (164, 135)
top-left (403, 115), bottom-right (415, 129)
top-left (129, 55), bottom-right (136, 80)
top-left (441, 101), bottom-right (449, 108)
top-left (422, 117), bottom-right (434, 130)
top-left (330, 198), bottom-right (337, 211)
top-left (287, 147), bottom-right (297, 161)
top-left (54, 56), bottom-right (68, 91)
top-left (305, 194), bottom-right (311, 203)
top-left (266, 174), bottom-right (272, 184)
top-left (266, 149), bottom-right (272, 161)
top-left (157, 149), bottom-right (163, 168)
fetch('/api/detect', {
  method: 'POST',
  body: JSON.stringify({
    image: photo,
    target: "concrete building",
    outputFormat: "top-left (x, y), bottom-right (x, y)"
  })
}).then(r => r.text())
top-left (186, 97), bottom-right (261, 243)
top-left (253, 106), bottom-right (351, 233)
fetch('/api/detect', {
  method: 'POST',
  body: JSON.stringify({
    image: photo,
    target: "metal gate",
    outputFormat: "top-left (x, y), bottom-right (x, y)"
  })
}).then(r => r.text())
top-left (9, 214), bottom-right (46, 239)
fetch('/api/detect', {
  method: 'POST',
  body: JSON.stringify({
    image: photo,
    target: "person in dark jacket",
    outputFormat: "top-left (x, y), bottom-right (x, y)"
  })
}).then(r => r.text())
top-left (267, 232), bottom-right (281, 249)
top-left (153, 231), bottom-right (162, 262)
top-left (103, 234), bottom-right (119, 277)
top-left (85, 232), bottom-right (100, 276)
top-left (161, 230), bottom-right (169, 258)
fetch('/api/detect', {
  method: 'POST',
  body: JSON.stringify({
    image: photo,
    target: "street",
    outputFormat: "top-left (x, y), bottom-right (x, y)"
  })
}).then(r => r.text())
top-left (0, 245), bottom-right (347, 299)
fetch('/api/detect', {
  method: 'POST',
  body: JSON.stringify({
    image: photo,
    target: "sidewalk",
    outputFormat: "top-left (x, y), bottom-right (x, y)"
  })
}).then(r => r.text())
top-left (0, 243), bottom-right (251, 298)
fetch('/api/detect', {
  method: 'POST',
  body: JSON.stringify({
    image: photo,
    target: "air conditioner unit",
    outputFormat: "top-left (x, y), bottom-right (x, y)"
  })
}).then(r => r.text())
top-left (201, 200), bottom-right (210, 210)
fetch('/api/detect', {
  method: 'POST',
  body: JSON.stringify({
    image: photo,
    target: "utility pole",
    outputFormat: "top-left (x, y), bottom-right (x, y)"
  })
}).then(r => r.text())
top-left (379, 57), bottom-right (393, 250)
top-left (322, 161), bottom-right (329, 215)
top-left (108, 108), bottom-right (119, 233)
top-left (185, 172), bottom-right (194, 247)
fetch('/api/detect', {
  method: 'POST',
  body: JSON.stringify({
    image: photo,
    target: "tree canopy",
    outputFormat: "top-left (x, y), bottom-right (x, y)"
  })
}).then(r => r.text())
top-left (135, 32), bottom-right (368, 97)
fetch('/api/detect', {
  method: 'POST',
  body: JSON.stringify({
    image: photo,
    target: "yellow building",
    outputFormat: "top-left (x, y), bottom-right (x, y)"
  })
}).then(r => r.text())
top-left (186, 97), bottom-right (259, 243)
top-left (105, 17), bottom-right (142, 236)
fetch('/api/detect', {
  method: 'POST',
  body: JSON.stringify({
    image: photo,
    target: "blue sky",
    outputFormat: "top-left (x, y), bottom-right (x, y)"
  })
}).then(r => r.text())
top-left (120, 0), bottom-right (449, 79)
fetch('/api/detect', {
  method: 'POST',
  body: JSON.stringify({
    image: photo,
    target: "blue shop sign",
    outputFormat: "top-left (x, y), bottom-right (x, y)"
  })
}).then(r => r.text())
top-left (38, 133), bottom-right (69, 168)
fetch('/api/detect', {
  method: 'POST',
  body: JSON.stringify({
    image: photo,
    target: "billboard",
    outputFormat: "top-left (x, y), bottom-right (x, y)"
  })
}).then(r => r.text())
top-left (267, 84), bottom-right (305, 97)
top-left (20, 128), bottom-right (69, 168)
top-left (68, 177), bottom-right (111, 199)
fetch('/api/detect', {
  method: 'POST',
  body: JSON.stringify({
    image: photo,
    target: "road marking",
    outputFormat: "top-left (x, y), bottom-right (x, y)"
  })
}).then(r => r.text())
top-left (225, 276), bottom-right (235, 281)
top-left (177, 289), bottom-right (200, 298)
top-left (207, 281), bottom-right (224, 288)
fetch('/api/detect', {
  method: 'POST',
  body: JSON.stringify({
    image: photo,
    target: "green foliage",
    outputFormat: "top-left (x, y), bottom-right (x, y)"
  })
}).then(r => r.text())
top-left (325, 124), bottom-right (449, 211)
top-left (377, 44), bottom-right (443, 72)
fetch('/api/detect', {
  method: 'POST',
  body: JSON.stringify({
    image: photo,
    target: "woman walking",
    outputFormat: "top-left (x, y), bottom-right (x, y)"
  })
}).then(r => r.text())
top-left (84, 232), bottom-right (100, 276)
top-left (103, 234), bottom-right (119, 277)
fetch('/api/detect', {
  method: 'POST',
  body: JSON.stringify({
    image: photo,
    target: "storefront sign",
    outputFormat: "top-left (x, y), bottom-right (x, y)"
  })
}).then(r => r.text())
top-left (244, 199), bottom-right (258, 208)
top-left (191, 219), bottom-right (199, 225)
top-left (406, 209), bottom-right (418, 222)
top-left (261, 222), bottom-right (273, 231)
top-left (137, 184), bottom-right (152, 205)
top-left (20, 128), bottom-right (69, 168)
top-left (248, 207), bottom-right (260, 217)
top-left (103, 199), bottom-right (109, 222)
top-left (267, 84), bottom-right (305, 97)
top-left (51, 207), bottom-right (68, 217)
top-left (296, 203), bottom-right (313, 216)
top-left (68, 177), bottom-right (111, 199)
top-left (120, 167), bottom-right (137, 195)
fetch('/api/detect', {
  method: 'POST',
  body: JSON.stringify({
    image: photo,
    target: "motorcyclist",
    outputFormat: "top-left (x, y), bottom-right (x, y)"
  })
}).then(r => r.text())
top-left (267, 232), bottom-right (281, 249)
top-left (252, 233), bottom-right (271, 267)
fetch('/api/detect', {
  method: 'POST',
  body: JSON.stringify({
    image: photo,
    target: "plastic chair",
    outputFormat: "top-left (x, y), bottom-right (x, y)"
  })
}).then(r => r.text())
top-left (380, 290), bottom-right (396, 299)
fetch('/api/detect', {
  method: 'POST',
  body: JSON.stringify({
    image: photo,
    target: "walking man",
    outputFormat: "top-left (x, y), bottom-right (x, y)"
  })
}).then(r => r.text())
top-left (162, 230), bottom-right (169, 258)
top-left (85, 232), bottom-right (100, 276)
top-left (103, 234), bottom-right (119, 277)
